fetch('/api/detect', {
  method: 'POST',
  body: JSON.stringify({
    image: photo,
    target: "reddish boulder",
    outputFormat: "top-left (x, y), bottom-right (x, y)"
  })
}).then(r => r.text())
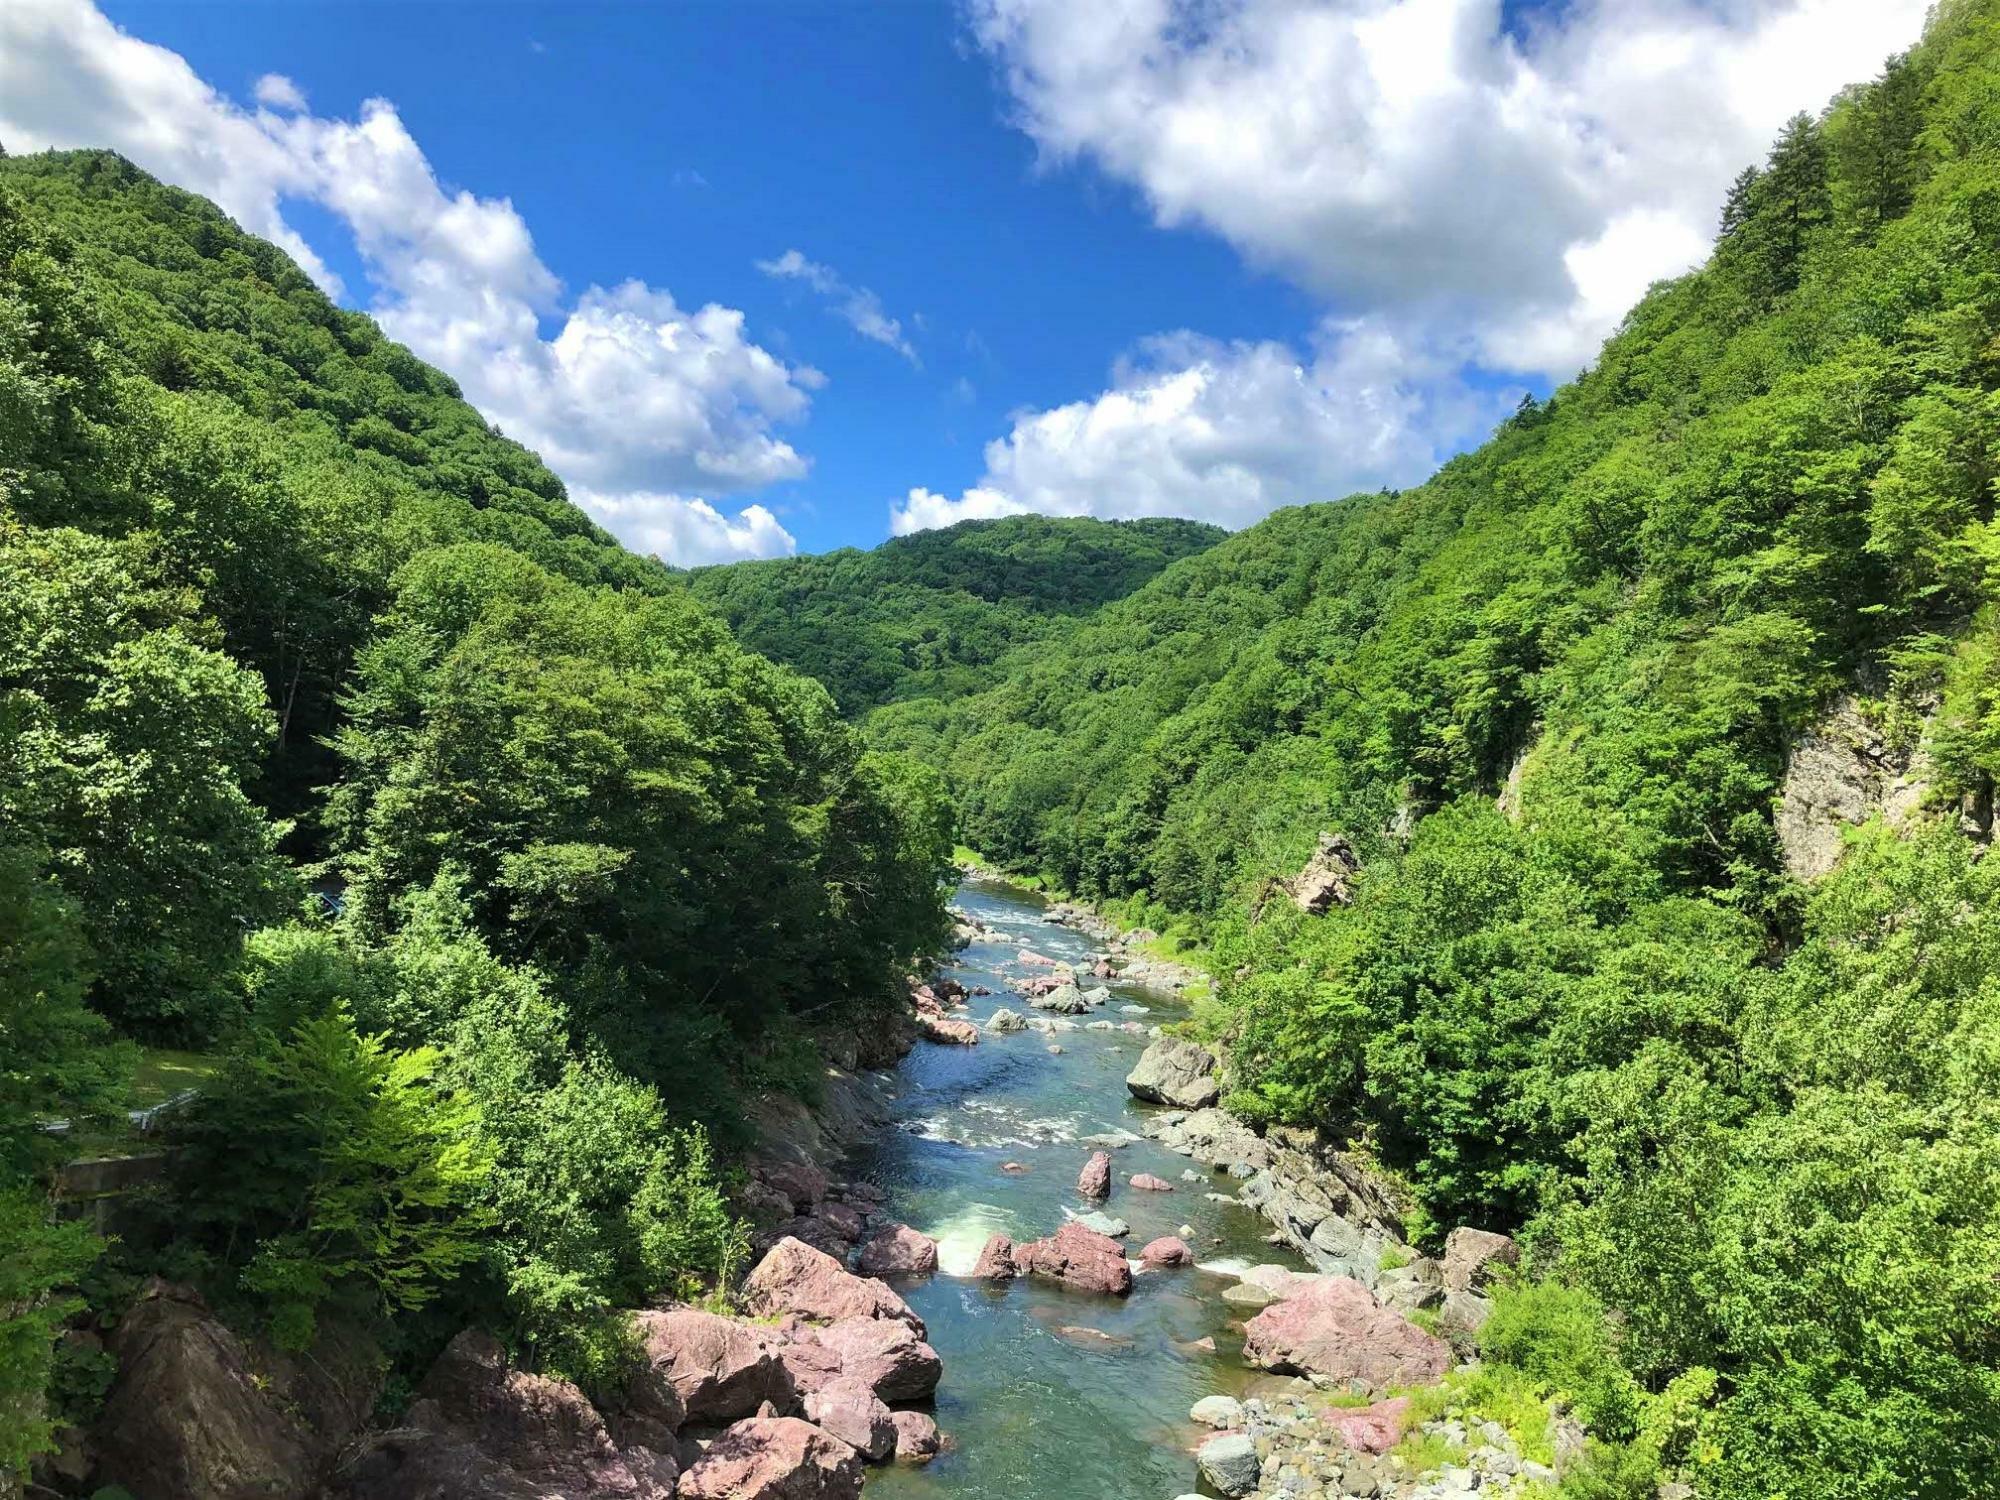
top-left (1139, 1236), bottom-right (1194, 1268)
top-left (1129, 1173), bottom-right (1175, 1192)
top-left (1019, 949), bottom-right (1057, 967)
top-left (632, 1308), bottom-right (793, 1424)
top-left (404, 1331), bottom-right (669, 1496)
top-left (1077, 1150), bottom-right (1112, 1200)
top-left (1014, 1222), bottom-right (1134, 1296)
top-left (677, 1416), bottom-right (863, 1500)
top-left (812, 1201), bottom-right (866, 1242)
top-left (772, 1331), bottom-right (846, 1398)
top-left (755, 1158), bottom-right (830, 1213)
top-left (803, 1377), bottom-right (896, 1462)
top-left (889, 1410), bottom-right (943, 1463)
top-left (812, 1317), bottom-right (942, 1403)
top-left (856, 1223), bottom-right (939, 1278)
top-left (1324, 1395), bottom-right (1412, 1455)
top-left (742, 1238), bottom-right (925, 1333)
top-left (919, 1014), bottom-right (980, 1045)
top-left (970, 1233), bottom-right (1018, 1281)
top-left (1242, 1278), bottom-right (1450, 1391)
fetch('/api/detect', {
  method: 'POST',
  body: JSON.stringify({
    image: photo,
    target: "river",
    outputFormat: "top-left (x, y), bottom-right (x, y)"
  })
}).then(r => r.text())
top-left (854, 876), bottom-right (1308, 1500)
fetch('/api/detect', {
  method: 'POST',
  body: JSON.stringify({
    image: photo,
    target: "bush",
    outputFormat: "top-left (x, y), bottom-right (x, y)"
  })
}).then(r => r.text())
top-left (175, 1003), bottom-right (491, 1347)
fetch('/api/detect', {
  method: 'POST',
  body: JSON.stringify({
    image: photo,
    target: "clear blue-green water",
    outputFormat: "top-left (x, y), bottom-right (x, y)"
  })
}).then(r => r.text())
top-left (854, 878), bottom-right (1307, 1500)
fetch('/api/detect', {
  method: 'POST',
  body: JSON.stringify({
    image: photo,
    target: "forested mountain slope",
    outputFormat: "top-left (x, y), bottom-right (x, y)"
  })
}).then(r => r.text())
top-left (0, 148), bottom-right (950, 1470)
top-left (687, 513), bottom-right (1223, 713)
top-left (868, 5), bottom-right (2000, 1494)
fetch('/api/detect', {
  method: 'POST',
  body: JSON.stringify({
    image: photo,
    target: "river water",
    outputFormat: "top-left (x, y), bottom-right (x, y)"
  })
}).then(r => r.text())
top-left (855, 877), bottom-right (1307, 1500)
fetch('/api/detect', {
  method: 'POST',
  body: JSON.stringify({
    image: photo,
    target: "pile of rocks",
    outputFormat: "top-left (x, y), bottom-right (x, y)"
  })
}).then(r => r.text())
top-left (337, 1237), bottom-right (945, 1498)
top-left (1181, 1389), bottom-right (1564, 1500)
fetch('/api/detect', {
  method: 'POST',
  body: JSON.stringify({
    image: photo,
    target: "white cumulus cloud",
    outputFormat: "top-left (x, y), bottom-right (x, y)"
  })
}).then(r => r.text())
top-left (758, 248), bottom-right (919, 364)
top-left (892, 320), bottom-right (1508, 533)
top-left (969, 0), bottom-right (1930, 376)
top-left (0, 0), bottom-right (807, 564)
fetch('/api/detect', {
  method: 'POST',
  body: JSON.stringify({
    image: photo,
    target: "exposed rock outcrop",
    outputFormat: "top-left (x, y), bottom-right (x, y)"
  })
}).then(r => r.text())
top-left (90, 1279), bottom-right (379, 1500)
top-left (808, 1318), bottom-right (942, 1404)
top-left (1283, 831), bottom-right (1361, 914)
top-left (802, 1378), bottom-right (895, 1462)
top-left (330, 1331), bottom-right (673, 1499)
top-left (1775, 693), bottom-right (1986, 879)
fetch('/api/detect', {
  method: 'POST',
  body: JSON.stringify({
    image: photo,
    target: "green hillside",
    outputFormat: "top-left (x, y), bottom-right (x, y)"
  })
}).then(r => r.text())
top-left (0, 146), bottom-right (949, 1457)
top-left (865, 6), bottom-right (2000, 1493)
top-left (687, 513), bottom-right (1224, 713)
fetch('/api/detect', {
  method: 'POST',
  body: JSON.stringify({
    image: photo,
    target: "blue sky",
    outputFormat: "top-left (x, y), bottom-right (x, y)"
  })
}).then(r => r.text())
top-left (3, 0), bottom-right (1934, 563)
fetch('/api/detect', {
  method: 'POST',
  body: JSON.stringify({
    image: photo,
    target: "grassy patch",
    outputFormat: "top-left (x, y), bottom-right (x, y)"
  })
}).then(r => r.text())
top-left (1392, 1429), bottom-right (1468, 1474)
top-left (128, 1047), bottom-right (219, 1109)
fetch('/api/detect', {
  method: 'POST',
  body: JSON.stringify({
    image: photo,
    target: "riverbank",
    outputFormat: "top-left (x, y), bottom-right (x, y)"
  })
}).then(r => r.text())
top-left (727, 875), bottom-right (1594, 1500)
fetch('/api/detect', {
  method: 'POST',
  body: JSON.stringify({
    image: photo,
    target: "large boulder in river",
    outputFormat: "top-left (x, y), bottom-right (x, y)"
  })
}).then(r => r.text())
top-left (986, 1007), bottom-right (1029, 1032)
top-left (970, 1233), bottom-right (1018, 1281)
top-left (1013, 1221), bottom-right (1133, 1296)
top-left (632, 1307), bottom-right (792, 1424)
top-left (889, 1410), bottom-right (942, 1463)
top-left (1242, 1277), bottom-right (1451, 1391)
top-left (1125, 1037), bottom-right (1220, 1108)
top-left (811, 1317), bottom-right (942, 1403)
top-left (855, 1223), bottom-right (939, 1278)
top-left (1077, 1149), bottom-right (1112, 1200)
top-left (1028, 981), bottom-right (1091, 1014)
top-left (677, 1416), bottom-right (863, 1500)
top-left (1139, 1235), bottom-right (1194, 1268)
top-left (917, 1013), bottom-right (979, 1045)
top-left (742, 1238), bottom-right (925, 1334)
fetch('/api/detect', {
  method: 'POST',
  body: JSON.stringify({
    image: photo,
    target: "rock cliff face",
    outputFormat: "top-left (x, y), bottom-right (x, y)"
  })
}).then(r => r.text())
top-left (1775, 693), bottom-right (1998, 879)
top-left (1776, 694), bottom-right (1941, 879)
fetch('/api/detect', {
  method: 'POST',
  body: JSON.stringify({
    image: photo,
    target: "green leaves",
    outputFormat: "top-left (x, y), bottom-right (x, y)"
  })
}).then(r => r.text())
top-left (176, 1002), bottom-right (492, 1350)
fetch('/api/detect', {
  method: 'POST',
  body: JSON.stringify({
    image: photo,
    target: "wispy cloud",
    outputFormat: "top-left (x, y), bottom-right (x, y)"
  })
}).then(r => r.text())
top-left (757, 247), bottom-right (919, 365)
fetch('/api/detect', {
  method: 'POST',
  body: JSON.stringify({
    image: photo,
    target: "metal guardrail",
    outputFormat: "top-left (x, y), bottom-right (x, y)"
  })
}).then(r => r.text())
top-left (39, 1086), bottom-right (200, 1137)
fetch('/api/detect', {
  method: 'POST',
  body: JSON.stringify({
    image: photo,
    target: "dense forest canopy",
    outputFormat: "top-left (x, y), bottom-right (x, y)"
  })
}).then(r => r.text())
top-left (686, 513), bottom-right (1223, 714)
top-left (0, 145), bottom-right (951, 1465)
